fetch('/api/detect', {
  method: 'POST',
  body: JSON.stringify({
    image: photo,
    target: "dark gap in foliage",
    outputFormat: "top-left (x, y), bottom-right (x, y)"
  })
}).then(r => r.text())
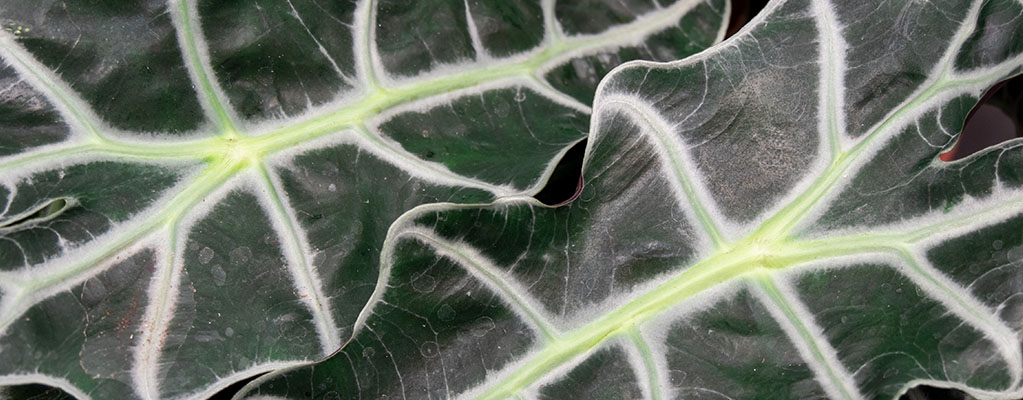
top-left (900, 384), bottom-right (975, 400)
top-left (726, 0), bottom-right (769, 38)
top-left (534, 139), bottom-right (586, 206)
top-left (0, 197), bottom-right (73, 231)
top-left (533, 0), bottom-right (770, 208)
top-left (0, 383), bottom-right (75, 400)
top-left (208, 373), bottom-right (262, 400)
top-left (0, 376), bottom-right (260, 399)
top-left (211, 3), bottom-right (1014, 398)
top-left (940, 74), bottom-right (1023, 161)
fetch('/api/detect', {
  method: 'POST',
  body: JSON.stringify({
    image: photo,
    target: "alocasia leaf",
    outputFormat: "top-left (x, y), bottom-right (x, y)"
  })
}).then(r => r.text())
top-left (239, 0), bottom-right (1023, 399)
top-left (0, 0), bottom-right (728, 398)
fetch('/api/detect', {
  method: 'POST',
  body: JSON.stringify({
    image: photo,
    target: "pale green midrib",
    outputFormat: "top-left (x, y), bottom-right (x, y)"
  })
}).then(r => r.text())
top-left (0, 143), bottom-right (213, 171)
top-left (357, 112), bottom-right (1023, 398)
top-left (754, 273), bottom-right (856, 400)
top-left (752, 70), bottom-right (961, 241)
top-left (176, 0), bottom-right (237, 137)
top-left (246, 37), bottom-right (593, 155)
top-left (894, 247), bottom-right (1004, 339)
top-left (893, 245), bottom-right (1023, 387)
top-left (352, 125), bottom-right (514, 196)
top-left (0, 0), bottom-right (705, 337)
top-left (0, 6), bottom-right (693, 322)
top-left (902, 198), bottom-right (1023, 243)
top-left (541, 0), bottom-right (562, 44)
top-left (476, 210), bottom-right (1023, 397)
top-left (3, 3), bottom-right (1010, 396)
top-left (355, 0), bottom-right (381, 90)
top-left (825, 85), bottom-right (842, 161)
top-left (0, 161), bottom-right (237, 331)
top-left (0, 5), bottom-right (694, 173)
top-left (474, 236), bottom-right (886, 399)
top-left (779, 194), bottom-right (1021, 260)
top-left (391, 9), bottom-right (1017, 397)
top-left (895, 248), bottom-right (966, 306)
top-left (771, 174), bottom-right (1023, 254)
top-left (626, 328), bottom-right (662, 400)
top-left (755, 57), bottom-right (1023, 243)
top-left (407, 229), bottom-right (559, 341)
top-left (774, 189), bottom-right (1023, 257)
top-left (814, 0), bottom-right (843, 162)
top-left (0, 146), bottom-right (86, 170)
top-left (139, 216), bottom-right (181, 400)
top-left (256, 163), bottom-right (340, 353)
top-left (604, 99), bottom-right (727, 249)
top-left (2, 39), bottom-right (104, 141)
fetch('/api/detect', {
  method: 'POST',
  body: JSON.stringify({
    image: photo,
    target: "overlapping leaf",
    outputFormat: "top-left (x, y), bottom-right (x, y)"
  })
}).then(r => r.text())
top-left (239, 0), bottom-right (1023, 399)
top-left (0, 0), bottom-right (728, 398)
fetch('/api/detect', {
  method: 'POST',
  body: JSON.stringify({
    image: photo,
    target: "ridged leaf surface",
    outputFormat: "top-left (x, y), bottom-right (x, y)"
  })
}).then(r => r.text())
top-left (240, 0), bottom-right (1023, 399)
top-left (0, 0), bottom-right (727, 397)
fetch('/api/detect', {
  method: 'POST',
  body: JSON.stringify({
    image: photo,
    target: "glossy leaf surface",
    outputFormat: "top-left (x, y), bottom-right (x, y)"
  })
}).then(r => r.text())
top-left (240, 0), bottom-right (1023, 399)
top-left (0, 0), bottom-right (727, 398)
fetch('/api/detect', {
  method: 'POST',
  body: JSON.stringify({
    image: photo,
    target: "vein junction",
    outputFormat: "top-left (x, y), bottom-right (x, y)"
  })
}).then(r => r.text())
top-left (2, 0), bottom-right (1021, 398)
top-left (0, 0), bottom-right (713, 388)
top-left (0, 0), bottom-right (696, 276)
top-left (472, 1), bottom-right (1023, 394)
